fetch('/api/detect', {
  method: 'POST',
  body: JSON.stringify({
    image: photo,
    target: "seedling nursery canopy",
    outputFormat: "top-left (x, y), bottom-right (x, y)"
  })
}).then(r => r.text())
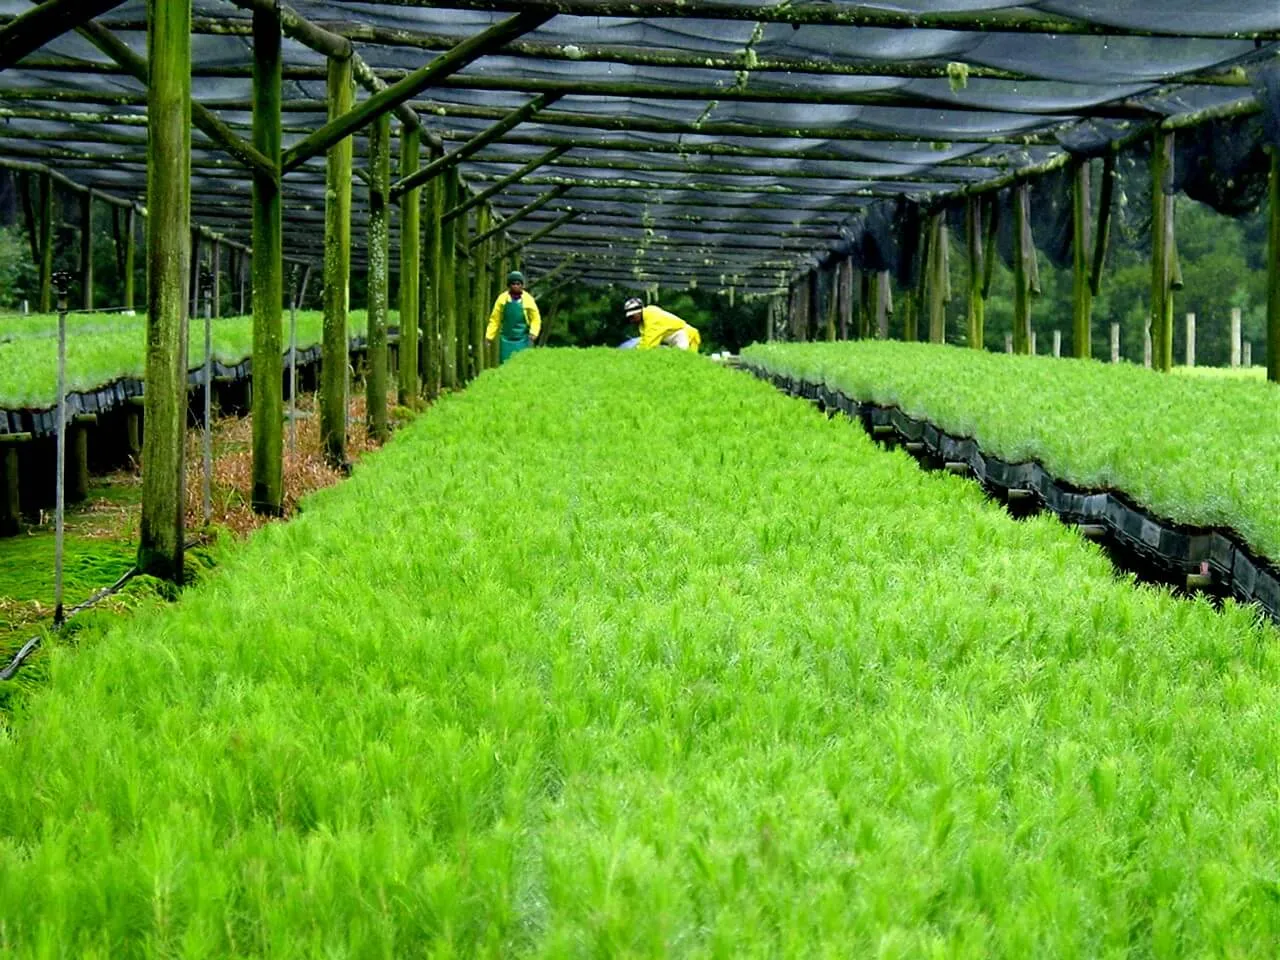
top-left (2, 0), bottom-right (1280, 298)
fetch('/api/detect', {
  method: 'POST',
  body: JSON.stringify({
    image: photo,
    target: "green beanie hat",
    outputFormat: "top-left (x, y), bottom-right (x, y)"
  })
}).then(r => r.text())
top-left (507, 271), bottom-right (525, 284)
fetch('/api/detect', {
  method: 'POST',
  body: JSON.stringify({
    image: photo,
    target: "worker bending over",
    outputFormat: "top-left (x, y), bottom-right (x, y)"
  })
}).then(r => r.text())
top-left (623, 298), bottom-right (702, 352)
top-left (486, 271), bottom-right (542, 363)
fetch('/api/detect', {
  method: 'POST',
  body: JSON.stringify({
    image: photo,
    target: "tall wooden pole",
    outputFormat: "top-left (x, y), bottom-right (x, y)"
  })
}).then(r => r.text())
top-left (423, 145), bottom-right (444, 399)
top-left (965, 196), bottom-right (983, 349)
top-left (321, 55), bottom-right (354, 467)
top-left (79, 191), bottom-right (93, 311)
top-left (398, 124), bottom-right (422, 405)
top-left (440, 172), bottom-right (459, 389)
top-left (1267, 148), bottom-right (1280, 383)
top-left (1150, 130), bottom-right (1174, 373)
top-left (251, 6), bottom-right (284, 514)
top-left (927, 211), bottom-right (946, 344)
top-left (122, 206), bottom-right (136, 313)
top-left (366, 112), bottom-right (391, 443)
top-left (469, 206), bottom-right (487, 370)
top-left (823, 266), bottom-right (837, 341)
top-left (1072, 159), bottom-right (1093, 358)
top-left (456, 195), bottom-right (473, 380)
top-left (37, 171), bottom-right (53, 313)
top-left (138, 0), bottom-right (190, 581)
top-left (1013, 182), bottom-right (1032, 355)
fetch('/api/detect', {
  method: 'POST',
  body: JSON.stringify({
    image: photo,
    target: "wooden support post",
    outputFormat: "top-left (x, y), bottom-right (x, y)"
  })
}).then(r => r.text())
top-left (456, 200), bottom-right (474, 380)
top-left (1030, 331), bottom-right (1037, 355)
top-left (37, 171), bottom-right (53, 313)
top-left (823, 266), bottom-right (837, 341)
top-left (138, 0), bottom-right (190, 582)
top-left (440, 173), bottom-right (459, 389)
top-left (398, 124), bottom-right (422, 405)
top-left (67, 415), bottom-right (93, 504)
top-left (876, 270), bottom-right (890, 339)
top-left (836, 257), bottom-right (851, 340)
top-left (981, 195), bottom-right (998, 300)
top-left (1185, 312), bottom-right (1196, 367)
top-left (211, 238), bottom-right (221, 318)
top-left (928, 211), bottom-right (946, 344)
top-left (1231, 307), bottom-right (1243, 367)
top-left (366, 112), bottom-right (391, 443)
top-left (1150, 130), bottom-right (1174, 372)
top-left (1111, 322), bottom-right (1120, 363)
top-left (251, 5), bottom-right (284, 514)
top-left (1245, 340), bottom-right (1253, 368)
top-left (1005, 332), bottom-right (1013, 354)
top-left (122, 206), bottom-right (136, 313)
top-left (321, 54), bottom-right (354, 468)
top-left (1072, 159), bottom-right (1093, 359)
top-left (965, 195), bottom-right (984, 349)
top-left (1144, 324), bottom-right (1153, 368)
top-left (188, 227), bottom-right (202, 318)
top-left (0, 438), bottom-right (24, 537)
top-left (423, 144), bottom-right (444, 399)
top-left (1269, 148), bottom-right (1280, 383)
top-left (79, 191), bottom-right (94, 311)
top-left (472, 206), bottom-right (492, 373)
top-left (1092, 152), bottom-right (1116, 297)
top-left (1053, 329), bottom-right (1062, 357)
top-left (859, 268), bottom-right (873, 340)
top-left (1013, 181), bottom-right (1031, 355)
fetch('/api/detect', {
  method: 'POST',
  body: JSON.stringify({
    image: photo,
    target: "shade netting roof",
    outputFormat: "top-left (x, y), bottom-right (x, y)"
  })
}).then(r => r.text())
top-left (2, 0), bottom-right (1280, 295)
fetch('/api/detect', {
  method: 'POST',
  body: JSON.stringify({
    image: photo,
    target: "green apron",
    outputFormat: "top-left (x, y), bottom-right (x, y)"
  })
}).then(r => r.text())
top-left (499, 295), bottom-right (531, 364)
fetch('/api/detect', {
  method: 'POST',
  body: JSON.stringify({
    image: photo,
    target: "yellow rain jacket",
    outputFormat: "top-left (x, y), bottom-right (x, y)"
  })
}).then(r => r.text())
top-left (637, 305), bottom-right (701, 352)
top-left (486, 290), bottom-right (542, 342)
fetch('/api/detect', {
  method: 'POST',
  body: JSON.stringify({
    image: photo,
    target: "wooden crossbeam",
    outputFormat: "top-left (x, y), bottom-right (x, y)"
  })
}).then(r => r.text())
top-left (75, 19), bottom-right (275, 178)
top-left (498, 210), bottom-right (581, 260)
top-left (469, 185), bottom-right (570, 249)
top-left (337, 0), bottom-right (1280, 40)
top-left (0, 0), bottom-right (127, 71)
top-left (443, 145), bottom-right (570, 222)
top-left (281, 10), bottom-right (551, 173)
top-left (390, 93), bottom-right (559, 198)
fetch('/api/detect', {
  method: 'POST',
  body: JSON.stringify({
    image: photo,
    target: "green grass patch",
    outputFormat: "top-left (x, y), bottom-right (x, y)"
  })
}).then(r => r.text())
top-left (0, 310), bottom-right (394, 408)
top-left (0, 349), bottom-right (1277, 955)
top-left (743, 340), bottom-right (1280, 562)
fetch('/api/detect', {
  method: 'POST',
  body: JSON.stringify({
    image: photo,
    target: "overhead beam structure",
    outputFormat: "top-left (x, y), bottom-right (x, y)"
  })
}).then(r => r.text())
top-left (0, 0), bottom-right (128, 71)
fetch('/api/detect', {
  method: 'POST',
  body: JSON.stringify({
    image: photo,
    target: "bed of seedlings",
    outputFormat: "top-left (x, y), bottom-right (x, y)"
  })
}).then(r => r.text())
top-left (0, 349), bottom-right (1276, 956)
top-left (0, 310), bottom-right (392, 409)
top-left (742, 341), bottom-right (1280, 563)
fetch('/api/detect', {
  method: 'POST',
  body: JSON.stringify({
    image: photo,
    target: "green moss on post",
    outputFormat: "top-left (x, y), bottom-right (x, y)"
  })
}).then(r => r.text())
top-left (440, 172), bottom-right (459, 389)
top-left (456, 196), bottom-right (473, 381)
top-left (1013, 182), bottom-right (1031, 355)
top-left (1150, 131), bottom-right (1174, 373)
top-left (366, 112), bottom-right (391, 443)
top-left (251, 6), bottom-right (283, 515)
top-left (927, 212), bottom-right (946, 344)
top-left (79, 191), bottom-right (93, 310)
top-left (965, 196), bottom-right (984, 349)
top-left (137, 0), bottom-right (190, 582)
top-left (472, 205), bottom-right (492, 371)
top-left (422, 148), bottom-right (444, 399)
top-left (321, 55), bottom-right (354, 467)
top-left (398, 124), bottom-right (421, 405)
top-left (122, 206), bottom-right (136, 312)
top-left (823, 267), bottom-right (837, 341)
top-left (37, 171), bottom-right (53, 313)
top-left (1269, 148), bottom-right (1280, 384)
top-left (1072, 159), bottom-right (1093, 359)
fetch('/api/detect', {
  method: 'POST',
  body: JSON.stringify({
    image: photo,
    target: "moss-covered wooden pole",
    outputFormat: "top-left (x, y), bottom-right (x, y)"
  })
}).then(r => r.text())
top-left (1091, 152), bottom-right (1116, 298)
top-left (122, 206), bottom-right (136, 313)
top-left (398, 123), bottom-right (422, 405)
top-left (927, 211), bottom-right (946, 344)
top-left (876, 270), bottom-right (891, 339)
top-left (79, 191), bottom-right (93, 311)
top-left (423, 144), bottom-right (444, 398)
top-left (440, 172), bottom-right (459, 389)
top-left (138, 0), bottom-right (190, 581)
top-left (250, 4), bottom-right (283, 514)
top-left (965, 195), bottom-right (984, 349)
top-left (1269, 147), bottom-right (1280, 383)
top-left (321, 54), bottom-right (354, 467)
top-left (37, 171), bottom-right (53, 313)
top-left (1150, 130), bottom-right (1174, 373)
top-left (366, 112), bottom-right (391, 443)
top-left (858, 268), bottom-right (872, 339)
top-left (1013, 182), bottom-right (1032, 355)
top-left (456, 196), bottom-right (473, 380)
top-left (472, 205), bottom-right (492, 370)
top-left (1071, 159), bottom-right (1093, 359)
top-left (823, 266), bottom-right (837, 341)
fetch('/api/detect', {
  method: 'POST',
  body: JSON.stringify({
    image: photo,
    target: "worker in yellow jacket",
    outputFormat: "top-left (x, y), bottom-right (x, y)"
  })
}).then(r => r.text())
top-left (623, 298), bottom-right (702, 352)
top-left (486, 271), bottom-right (542, 363)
